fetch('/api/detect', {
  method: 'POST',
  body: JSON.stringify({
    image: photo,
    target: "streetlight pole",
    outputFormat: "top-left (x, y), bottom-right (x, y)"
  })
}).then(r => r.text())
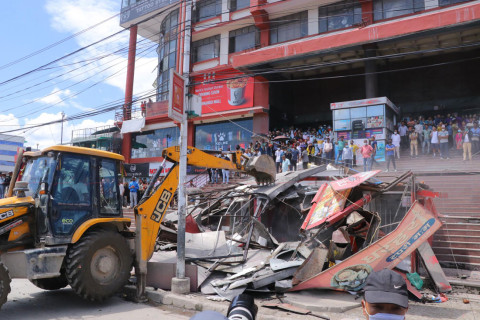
top-left (60, 112), bottom-right (65, 145)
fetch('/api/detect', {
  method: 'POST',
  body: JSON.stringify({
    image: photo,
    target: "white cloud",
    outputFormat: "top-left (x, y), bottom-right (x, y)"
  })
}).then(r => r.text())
top-left (15, 112), bottom-right (116, 149)
top-left (37, 87), bottom-right (72, 106)
top-left (45, 0), bottom-right (158, 99)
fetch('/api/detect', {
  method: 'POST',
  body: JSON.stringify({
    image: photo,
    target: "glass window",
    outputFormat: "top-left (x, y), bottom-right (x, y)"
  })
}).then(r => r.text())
top-left (195, 119), bottom-right (253, 151)
top-left (335, 119), bottom-right (351, 131)
top-left (373, 0), bottom-right (424, 21)
top-left (194, 0), bottom-right (222, 23)
top-left (439, 0), bottom-right (468, 5)
top-left (367, 105), bottom-right (384, 116)
top-left (270, 12), bottom-right (308, 44)
top-left (192, 35), bottom-right (221, 63)
top-left (51, 154), bottom-right (92, 235)
top-left (20, 156), bottom-right (56, 198)
top-left (334, 109), bottom-right (350, 120)
top-left (229, 26), bottom-right (259, 53)
top-left (319, 0), bottom-right (362, 33)
top-left (157, 10), bottom-right (179, 101)
top-left (131, 127), bottom-right (180, 159)
top-left (99, 159), bottom-right (119, 215)
top-left (230, 0), bottom-right (250, 11)
top-left (350, 107), bottom-right (366, 118)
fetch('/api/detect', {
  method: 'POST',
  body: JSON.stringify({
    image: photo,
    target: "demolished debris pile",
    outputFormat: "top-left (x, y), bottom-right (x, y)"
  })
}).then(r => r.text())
top-left (149, 165), bottom-right (452, 305)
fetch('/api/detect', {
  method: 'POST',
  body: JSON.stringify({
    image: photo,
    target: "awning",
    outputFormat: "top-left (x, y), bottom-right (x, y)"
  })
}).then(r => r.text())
top-left (120, 118), bottom-right (145, 134)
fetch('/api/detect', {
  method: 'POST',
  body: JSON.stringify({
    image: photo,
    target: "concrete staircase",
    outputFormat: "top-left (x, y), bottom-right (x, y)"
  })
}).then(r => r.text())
top-left (377, 147), bottom-right (480, 270)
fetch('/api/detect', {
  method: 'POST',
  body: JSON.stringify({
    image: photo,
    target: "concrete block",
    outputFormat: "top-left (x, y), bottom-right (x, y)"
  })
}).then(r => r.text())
top-left (171, 277), bottom-right (191, 294)
top-left (146, 290), bottom-right (173, 305)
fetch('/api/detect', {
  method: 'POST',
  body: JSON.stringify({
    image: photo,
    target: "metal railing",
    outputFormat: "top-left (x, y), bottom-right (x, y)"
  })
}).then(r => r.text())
top-left (115, 101), bottom-right (169, 122)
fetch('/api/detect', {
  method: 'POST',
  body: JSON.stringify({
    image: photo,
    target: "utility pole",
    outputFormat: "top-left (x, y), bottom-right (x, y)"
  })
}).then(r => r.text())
top-left (60, 112), bottom-right (65, 145)
top-left (171, 0), bottom-right (192, 295)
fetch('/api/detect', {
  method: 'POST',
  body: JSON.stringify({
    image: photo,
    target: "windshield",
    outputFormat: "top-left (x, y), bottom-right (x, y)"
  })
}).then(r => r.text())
top-left (20, 156), bottom-right (57, 197)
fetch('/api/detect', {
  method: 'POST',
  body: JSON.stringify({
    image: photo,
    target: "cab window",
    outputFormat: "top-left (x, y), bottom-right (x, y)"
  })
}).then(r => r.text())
top-left (99, 159), bottom-right (120, 215)
top-left (51, 154), bottom-right (92, 236)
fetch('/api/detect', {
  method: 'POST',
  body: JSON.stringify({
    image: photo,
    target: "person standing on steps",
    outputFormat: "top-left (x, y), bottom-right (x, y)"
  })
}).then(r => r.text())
top-left (385, 139), bottom-right (397, 172)
top-left (128, 177), bottom-right (139, 208)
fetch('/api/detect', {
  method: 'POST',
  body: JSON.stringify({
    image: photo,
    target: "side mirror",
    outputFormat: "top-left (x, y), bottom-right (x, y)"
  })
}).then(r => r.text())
top-left (13, 181), bottom-right (29, 198)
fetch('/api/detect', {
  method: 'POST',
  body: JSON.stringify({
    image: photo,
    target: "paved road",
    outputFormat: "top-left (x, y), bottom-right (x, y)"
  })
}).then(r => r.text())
top-left (1, 280), bottom-right (192, 320)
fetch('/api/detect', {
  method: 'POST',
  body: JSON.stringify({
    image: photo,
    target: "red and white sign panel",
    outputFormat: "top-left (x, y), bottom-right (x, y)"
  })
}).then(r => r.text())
top-left (330, 170), bottom-right (381, 191)
top-left (168, 69), bottom-right (185, 122)
top-left (292, 202), bottom-right (442, 292)
top-left (193, 76), bottom-right (254, 115)
top-left (301, 183), bottom-right (351, 230)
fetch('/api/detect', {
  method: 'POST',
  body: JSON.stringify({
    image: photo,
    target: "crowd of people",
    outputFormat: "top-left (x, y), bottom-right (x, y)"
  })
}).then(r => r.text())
top-left (391, 112), bottom-right (480, 161)
top-left (236, 111), bottom-right (480, 175)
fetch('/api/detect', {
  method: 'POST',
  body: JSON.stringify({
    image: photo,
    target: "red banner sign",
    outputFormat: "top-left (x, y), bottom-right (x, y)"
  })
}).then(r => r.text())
top-left (194, 76), bottom-right (254, 114)
top-left (292, 202), bottom-right (442, 292)
top-left (168, 70), bottom-right (185, 122)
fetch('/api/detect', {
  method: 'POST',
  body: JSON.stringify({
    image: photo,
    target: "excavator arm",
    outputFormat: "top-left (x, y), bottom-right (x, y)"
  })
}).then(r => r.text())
top-left (133, 146), bottom-right (276, 299)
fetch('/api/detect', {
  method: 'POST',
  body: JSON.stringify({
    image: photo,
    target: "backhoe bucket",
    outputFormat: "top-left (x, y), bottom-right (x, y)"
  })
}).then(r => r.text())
top-left (245, 154), bottom-right (276, 185)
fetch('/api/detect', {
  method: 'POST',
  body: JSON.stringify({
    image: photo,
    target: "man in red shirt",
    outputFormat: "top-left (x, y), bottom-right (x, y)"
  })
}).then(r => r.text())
top-left (360, 139), bottom-right (374, 172)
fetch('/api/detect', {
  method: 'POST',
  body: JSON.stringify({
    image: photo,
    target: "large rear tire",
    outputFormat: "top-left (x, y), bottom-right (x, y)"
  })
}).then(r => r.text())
top-left (30, 274), bottom-right (68, 290)
top-left (0, 262), bottom-right (11, 309)
top-left (65, 230), bottom-right (133, 301)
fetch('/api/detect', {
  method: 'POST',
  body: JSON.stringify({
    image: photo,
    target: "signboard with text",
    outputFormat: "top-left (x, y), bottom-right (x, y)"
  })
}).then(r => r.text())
top-left (168, 69), bottom-right (185, 122)
top-left (292, 202), bottom-right (442, 292)
top-left (193, 76), bottom-right (254, 115)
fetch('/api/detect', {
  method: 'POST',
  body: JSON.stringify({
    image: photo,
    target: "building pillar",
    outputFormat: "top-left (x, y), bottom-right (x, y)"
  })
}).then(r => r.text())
top-left (122, 25), bottom-right (138, 163)
top-left (220, 30), bottom-right (229, 65)
top-left (308, 8), bottom-right (319, 35)
top-left (364, 44), bottom-right (378, 98)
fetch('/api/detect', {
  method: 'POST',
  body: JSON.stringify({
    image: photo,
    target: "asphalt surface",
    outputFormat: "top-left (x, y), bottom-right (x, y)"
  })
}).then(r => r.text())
top-left (0, 279), bottom-right (194, 320)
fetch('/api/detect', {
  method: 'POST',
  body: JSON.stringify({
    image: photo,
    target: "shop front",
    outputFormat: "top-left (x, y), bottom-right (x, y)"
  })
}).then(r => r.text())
top-left (331, 97), bottom-right (399, 163)
top-left (190, 68), bottom-right (270, 151)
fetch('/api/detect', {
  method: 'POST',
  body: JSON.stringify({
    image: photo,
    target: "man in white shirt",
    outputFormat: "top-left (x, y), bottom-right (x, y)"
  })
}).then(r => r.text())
top-left (391, 130), bottom-right (401, 159)
top-left (398, 122), bottom-right (408, 149)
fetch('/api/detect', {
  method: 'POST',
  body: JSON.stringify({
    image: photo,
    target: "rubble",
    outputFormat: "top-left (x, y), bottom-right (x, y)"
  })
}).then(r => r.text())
top-left (149, 165), bottom-right (452, 310)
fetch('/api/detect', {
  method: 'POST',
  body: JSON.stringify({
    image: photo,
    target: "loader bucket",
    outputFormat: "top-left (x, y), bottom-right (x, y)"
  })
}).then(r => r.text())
top-left (245, 154), bottom-right (276, 185)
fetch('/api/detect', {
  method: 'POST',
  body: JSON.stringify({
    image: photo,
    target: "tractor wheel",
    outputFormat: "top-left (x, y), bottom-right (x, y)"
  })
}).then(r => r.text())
top-left (0, 262), bottom-right (11, 309)
top-left (30, 274), bottom-right (68, 290)
top-left (65, 230), bottom-right (133, 301)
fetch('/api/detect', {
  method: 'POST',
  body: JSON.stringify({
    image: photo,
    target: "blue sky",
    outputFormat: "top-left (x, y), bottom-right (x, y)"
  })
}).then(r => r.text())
top-left (0, 0), bottom-right (157, 148)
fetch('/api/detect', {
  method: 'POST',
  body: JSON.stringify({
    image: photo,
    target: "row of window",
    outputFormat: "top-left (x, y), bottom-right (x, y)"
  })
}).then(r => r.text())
top-left (191, 0), bottom-right (468, 63)
top-left (194, 0), bottom-right (250, 23)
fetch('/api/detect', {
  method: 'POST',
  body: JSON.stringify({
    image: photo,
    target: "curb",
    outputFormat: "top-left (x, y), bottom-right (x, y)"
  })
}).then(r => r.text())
top-left (123, 286), bottom-right (287, 320)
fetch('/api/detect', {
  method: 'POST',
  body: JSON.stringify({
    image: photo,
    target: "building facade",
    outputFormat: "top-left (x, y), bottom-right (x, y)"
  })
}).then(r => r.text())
top-left (0, 134), bottom-right (24, 173)
top-left (118, 0), bottom-right (480, 167)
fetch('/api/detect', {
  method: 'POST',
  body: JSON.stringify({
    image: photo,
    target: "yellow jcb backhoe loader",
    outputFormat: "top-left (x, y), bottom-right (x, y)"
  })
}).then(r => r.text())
top-left (0, 145), bottom-right (276, 308)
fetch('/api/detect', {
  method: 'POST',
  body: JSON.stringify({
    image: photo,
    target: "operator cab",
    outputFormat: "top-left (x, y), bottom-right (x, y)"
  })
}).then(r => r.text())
top-left (19, 146), bottom-right (125, 245)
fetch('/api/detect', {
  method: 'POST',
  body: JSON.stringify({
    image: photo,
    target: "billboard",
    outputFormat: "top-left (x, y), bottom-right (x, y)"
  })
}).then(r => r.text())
top-left (194, 76), bottom-right (254, 115)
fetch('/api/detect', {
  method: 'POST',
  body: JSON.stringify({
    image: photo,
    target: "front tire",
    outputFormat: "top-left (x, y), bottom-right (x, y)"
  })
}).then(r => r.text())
top-left (65, 230), bottom-right (133, 301)
top-left (30, 274), bottom-right (68, 290)
top-left (0, 262), bottom-right (11, 309)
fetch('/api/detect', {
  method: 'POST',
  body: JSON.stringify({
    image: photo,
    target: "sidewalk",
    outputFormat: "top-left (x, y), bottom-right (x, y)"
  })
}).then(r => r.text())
top-left (124, 285), bottom-right (480, 320)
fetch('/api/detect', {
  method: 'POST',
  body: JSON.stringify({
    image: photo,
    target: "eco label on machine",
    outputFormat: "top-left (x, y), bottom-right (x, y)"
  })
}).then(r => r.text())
top-left (0, 210), bottom-right (14, 221)
top-left (151, 189), bottom-right (173, 223)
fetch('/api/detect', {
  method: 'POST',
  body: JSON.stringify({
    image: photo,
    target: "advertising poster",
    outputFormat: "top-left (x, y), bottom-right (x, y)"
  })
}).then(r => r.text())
top-left (292, 202), bottom-right (442, 292)
top-left (301, 183), bottom-right (351, 230)
top-left (194, 76), bottom-right (254, 115)
top-left (374, 140), bottom-right (385, 162)
top-left (195, 119), bottom-right (253, 151)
